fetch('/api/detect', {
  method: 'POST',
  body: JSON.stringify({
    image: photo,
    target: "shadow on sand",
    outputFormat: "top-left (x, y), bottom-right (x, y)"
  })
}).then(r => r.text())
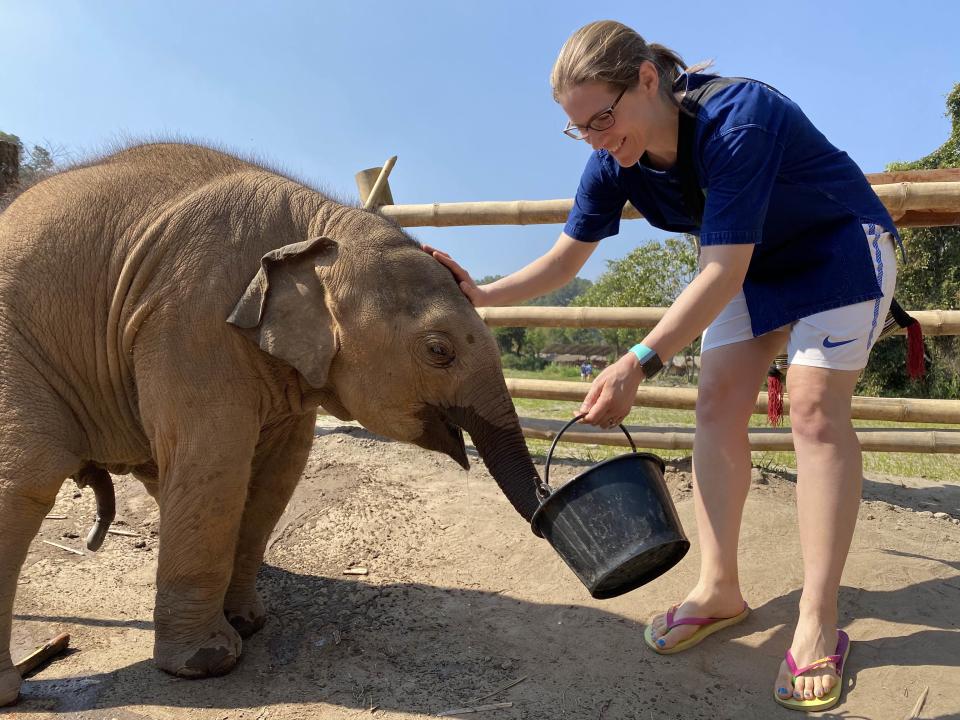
top-left (13, 556), bottom-right (959, 718)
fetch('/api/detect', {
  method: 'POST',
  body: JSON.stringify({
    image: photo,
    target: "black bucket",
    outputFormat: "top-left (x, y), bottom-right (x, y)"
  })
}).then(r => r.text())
top-left (530, 415), bottom-right (690, 599)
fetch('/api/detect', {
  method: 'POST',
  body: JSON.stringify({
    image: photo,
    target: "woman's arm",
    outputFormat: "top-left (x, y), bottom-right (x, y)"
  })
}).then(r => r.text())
top-left (424, 232), bottom-right (597, 307)
top-left (639, 242), bottom-right (754, 360)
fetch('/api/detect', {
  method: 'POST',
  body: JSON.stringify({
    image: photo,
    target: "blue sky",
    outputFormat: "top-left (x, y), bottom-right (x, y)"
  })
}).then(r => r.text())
top-left (3, 1), bottom-right (957, 280)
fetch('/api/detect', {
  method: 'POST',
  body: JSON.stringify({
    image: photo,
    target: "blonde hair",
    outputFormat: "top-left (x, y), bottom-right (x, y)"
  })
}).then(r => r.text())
top-left (551, 20), bottom-right (712, 104)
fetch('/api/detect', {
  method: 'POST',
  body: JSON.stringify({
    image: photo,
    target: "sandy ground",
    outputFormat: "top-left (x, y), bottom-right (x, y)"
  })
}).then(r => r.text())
top-left (7, 418), bottom-right (960, 720)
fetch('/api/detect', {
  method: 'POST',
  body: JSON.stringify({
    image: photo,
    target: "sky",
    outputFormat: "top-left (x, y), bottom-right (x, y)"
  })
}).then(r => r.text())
top-left (2, 0), bottom-right (958, 281)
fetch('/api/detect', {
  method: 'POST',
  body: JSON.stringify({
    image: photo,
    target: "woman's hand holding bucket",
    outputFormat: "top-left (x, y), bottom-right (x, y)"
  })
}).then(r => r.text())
top-left (579, 351), bottom-right (644, 428)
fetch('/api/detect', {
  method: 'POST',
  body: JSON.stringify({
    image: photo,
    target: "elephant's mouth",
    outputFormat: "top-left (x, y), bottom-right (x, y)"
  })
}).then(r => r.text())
top-left (413, 404), bottom-right (469, 470)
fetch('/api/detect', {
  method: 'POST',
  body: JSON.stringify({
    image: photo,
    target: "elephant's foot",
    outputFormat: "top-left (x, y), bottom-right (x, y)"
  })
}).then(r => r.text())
top-left (223, 589), bottom-right (266, 639)
top-left (0, 665), bottom-right (20, 706)
top-left (154, 616), bottom-right (242, 679)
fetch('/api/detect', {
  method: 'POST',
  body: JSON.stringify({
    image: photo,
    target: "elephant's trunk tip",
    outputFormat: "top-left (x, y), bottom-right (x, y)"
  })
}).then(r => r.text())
top-left (74, 465), bottom-right (116, 552)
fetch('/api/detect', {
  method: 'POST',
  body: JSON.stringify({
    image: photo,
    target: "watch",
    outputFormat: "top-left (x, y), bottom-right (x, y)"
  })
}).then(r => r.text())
top-left (629, 343), bottom-right (664, 379)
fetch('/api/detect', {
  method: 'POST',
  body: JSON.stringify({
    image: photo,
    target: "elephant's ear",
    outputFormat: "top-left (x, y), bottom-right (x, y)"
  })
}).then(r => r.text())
top-left (227, 236), bottom-right (340, 389)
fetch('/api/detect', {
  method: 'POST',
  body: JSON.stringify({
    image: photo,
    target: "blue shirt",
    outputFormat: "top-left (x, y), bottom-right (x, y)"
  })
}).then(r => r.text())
top-left (563, 74), bottom-right (899, 336)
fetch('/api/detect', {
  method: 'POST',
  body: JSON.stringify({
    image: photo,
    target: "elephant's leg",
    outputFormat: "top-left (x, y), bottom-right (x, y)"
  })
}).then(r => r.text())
top-left (150, 410), bottom-right (260, 679)
top-left (224, 412), bottom-right (316, 637)
top-left (0, 443), bottom-right (80, 706)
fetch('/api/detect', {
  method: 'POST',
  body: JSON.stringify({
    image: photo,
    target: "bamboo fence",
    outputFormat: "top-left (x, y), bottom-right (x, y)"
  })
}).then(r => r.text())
top-left (356, 164), bottom-right (960, 453)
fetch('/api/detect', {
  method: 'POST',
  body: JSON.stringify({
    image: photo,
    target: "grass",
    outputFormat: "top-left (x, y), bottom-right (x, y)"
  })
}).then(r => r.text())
top-left (504, 368), bottom-right (960, 482)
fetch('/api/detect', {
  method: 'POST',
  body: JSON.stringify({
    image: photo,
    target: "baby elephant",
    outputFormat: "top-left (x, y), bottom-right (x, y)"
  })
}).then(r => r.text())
top-left (0, 143), bottom-right (542, 704)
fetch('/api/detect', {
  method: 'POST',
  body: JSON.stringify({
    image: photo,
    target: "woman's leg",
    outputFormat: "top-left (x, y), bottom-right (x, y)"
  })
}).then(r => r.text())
top-left (773, 365), bottom-right (862, 701)
top-left (648, 329), bottom-right (785, 649)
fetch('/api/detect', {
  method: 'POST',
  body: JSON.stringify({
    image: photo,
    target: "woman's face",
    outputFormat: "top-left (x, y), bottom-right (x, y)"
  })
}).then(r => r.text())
top-left (558, 63), bottom-right (663, 167)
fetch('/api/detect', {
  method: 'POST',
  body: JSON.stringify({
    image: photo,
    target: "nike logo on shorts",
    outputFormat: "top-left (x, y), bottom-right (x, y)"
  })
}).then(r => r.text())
top-left (822, 336), bottom-right (858, 348)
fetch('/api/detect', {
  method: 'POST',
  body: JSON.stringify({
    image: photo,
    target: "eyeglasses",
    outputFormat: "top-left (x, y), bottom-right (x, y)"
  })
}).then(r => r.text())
top-left (562, 86), bottom-right (628, 140)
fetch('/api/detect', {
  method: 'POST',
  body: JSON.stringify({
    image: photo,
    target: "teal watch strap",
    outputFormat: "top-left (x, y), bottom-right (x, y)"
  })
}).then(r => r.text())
top-left (629, 343), bottom-right (655, 363)
top-left (629, 343), bottom-right (664, 379)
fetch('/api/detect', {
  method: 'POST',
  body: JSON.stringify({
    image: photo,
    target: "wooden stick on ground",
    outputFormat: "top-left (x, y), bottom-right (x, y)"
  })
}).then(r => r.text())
top-left (14, 632), bottom-right (70, 675)
top-left (41, 540), bottom-right (85, 555)
top-left (106, 528), bottom-right (141, 537)
top-left (905, 686), bottom-right (929, 719)
top-left (470, 676), bottom-right (528, 704)
top-left (437, 702), bottom-right (514, 716)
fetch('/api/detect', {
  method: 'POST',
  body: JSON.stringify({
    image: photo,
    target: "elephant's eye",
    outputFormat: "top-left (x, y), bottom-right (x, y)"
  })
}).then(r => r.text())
top-left (420, 334), bottom-right (456, 368)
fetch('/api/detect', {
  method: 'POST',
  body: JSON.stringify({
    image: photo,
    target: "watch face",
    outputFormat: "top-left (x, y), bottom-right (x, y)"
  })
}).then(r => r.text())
top-left (642, 352), bottom-right (664, 378)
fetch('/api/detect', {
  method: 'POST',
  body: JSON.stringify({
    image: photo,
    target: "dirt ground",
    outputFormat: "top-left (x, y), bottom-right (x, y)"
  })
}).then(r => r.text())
top-left (7, 418), bottom-right (960, 720)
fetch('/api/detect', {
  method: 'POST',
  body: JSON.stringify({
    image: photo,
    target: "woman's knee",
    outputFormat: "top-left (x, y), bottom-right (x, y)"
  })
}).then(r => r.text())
top-left (695, 380), bottom-right (754, 428)
top-left (788, 393), bottom-right (850, 444)
top-left (786, 366), bottom-right (858, 444)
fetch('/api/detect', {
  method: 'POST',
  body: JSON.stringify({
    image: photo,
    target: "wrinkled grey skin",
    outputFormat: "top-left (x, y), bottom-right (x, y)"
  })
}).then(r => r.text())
top-left (0, 143), bottom-right (542, 705)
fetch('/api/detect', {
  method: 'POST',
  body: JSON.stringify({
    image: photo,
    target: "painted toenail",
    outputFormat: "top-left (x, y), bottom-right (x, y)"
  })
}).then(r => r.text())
top-left (657, 638), bottom-right (665, 647)
top-left (778, 687), bottom-right (788, 695)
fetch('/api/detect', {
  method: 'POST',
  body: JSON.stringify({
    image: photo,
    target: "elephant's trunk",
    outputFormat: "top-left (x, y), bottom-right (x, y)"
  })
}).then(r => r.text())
top-left (446, 403), bottom-right (545, 523)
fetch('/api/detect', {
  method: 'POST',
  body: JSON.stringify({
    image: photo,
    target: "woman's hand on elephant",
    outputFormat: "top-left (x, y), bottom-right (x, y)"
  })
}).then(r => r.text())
top-left (422, 244), bottom-right (489, 306)
top-left (578, 353), bottom-right (643, 428)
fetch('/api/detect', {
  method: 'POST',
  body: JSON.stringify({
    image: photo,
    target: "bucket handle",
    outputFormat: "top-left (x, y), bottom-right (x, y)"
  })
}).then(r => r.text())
top-left (542, 414), bottom-right (637, 492)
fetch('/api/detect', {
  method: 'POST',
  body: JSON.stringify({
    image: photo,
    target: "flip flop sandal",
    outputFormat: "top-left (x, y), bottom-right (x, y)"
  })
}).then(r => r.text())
top-left (643, 601), bottom-right (750, 654)
top-left (774, 629), bottom-right (850, 712)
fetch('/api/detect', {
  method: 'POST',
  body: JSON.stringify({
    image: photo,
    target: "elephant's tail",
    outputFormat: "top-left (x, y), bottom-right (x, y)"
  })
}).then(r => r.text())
top-left (73, 465), bottom-right (116, 551)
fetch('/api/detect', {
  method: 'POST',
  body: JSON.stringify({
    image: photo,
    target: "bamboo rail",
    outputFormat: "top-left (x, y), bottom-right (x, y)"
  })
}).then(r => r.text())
top-left (868, 168), bottom-right (960, 226)
top-left (478, 306), bottom-right (960, 336)
top-left (519, 417), bottom-right (960, 453)
top-left (381, 179), bottom-right (960, 229)
top-left (505, 379), bottom-right (960, 424)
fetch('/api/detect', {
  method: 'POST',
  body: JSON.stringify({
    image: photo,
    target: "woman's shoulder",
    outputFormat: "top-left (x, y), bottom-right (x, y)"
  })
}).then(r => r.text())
top-left (687, 74), bottom-right (802, 136)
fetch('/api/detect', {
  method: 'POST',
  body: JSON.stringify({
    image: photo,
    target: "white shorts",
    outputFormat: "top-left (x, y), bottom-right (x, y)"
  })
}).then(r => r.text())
top-left (701, 224), bottom-right (898, 371)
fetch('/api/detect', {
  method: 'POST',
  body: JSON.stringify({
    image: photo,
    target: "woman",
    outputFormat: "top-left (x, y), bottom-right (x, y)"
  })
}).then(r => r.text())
top-left (426, 20), bottom-right (897, 712)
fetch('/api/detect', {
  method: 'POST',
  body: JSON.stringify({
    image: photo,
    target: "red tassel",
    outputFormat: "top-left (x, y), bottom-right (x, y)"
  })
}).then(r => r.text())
top-left (906, 321), bottom-right (926, 379)
top-left (766, 369), bottom-right (784, 426)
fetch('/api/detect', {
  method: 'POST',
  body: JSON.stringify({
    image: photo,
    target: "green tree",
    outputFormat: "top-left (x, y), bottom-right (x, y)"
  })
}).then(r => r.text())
top-left (528, 276), bottom-right (593, 306)
top-left (573, 235), bottom-right (699, 356)
top-left (477, 273), bottom-right (595, 360)
top-left (0, 131), bottom-right (60, 190)
top-left (859, 83), bottom-right (960, 399)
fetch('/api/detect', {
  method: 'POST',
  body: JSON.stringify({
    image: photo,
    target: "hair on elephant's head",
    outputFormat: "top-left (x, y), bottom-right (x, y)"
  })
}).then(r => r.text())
top-left (228, 214), bottom-right (543, 522)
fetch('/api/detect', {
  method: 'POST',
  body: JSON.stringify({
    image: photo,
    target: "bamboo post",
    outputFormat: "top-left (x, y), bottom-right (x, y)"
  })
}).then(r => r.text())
top-left (0, 140), bottom-right (19, 195)
top-left (356, 156), bottom-right (397, 209)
